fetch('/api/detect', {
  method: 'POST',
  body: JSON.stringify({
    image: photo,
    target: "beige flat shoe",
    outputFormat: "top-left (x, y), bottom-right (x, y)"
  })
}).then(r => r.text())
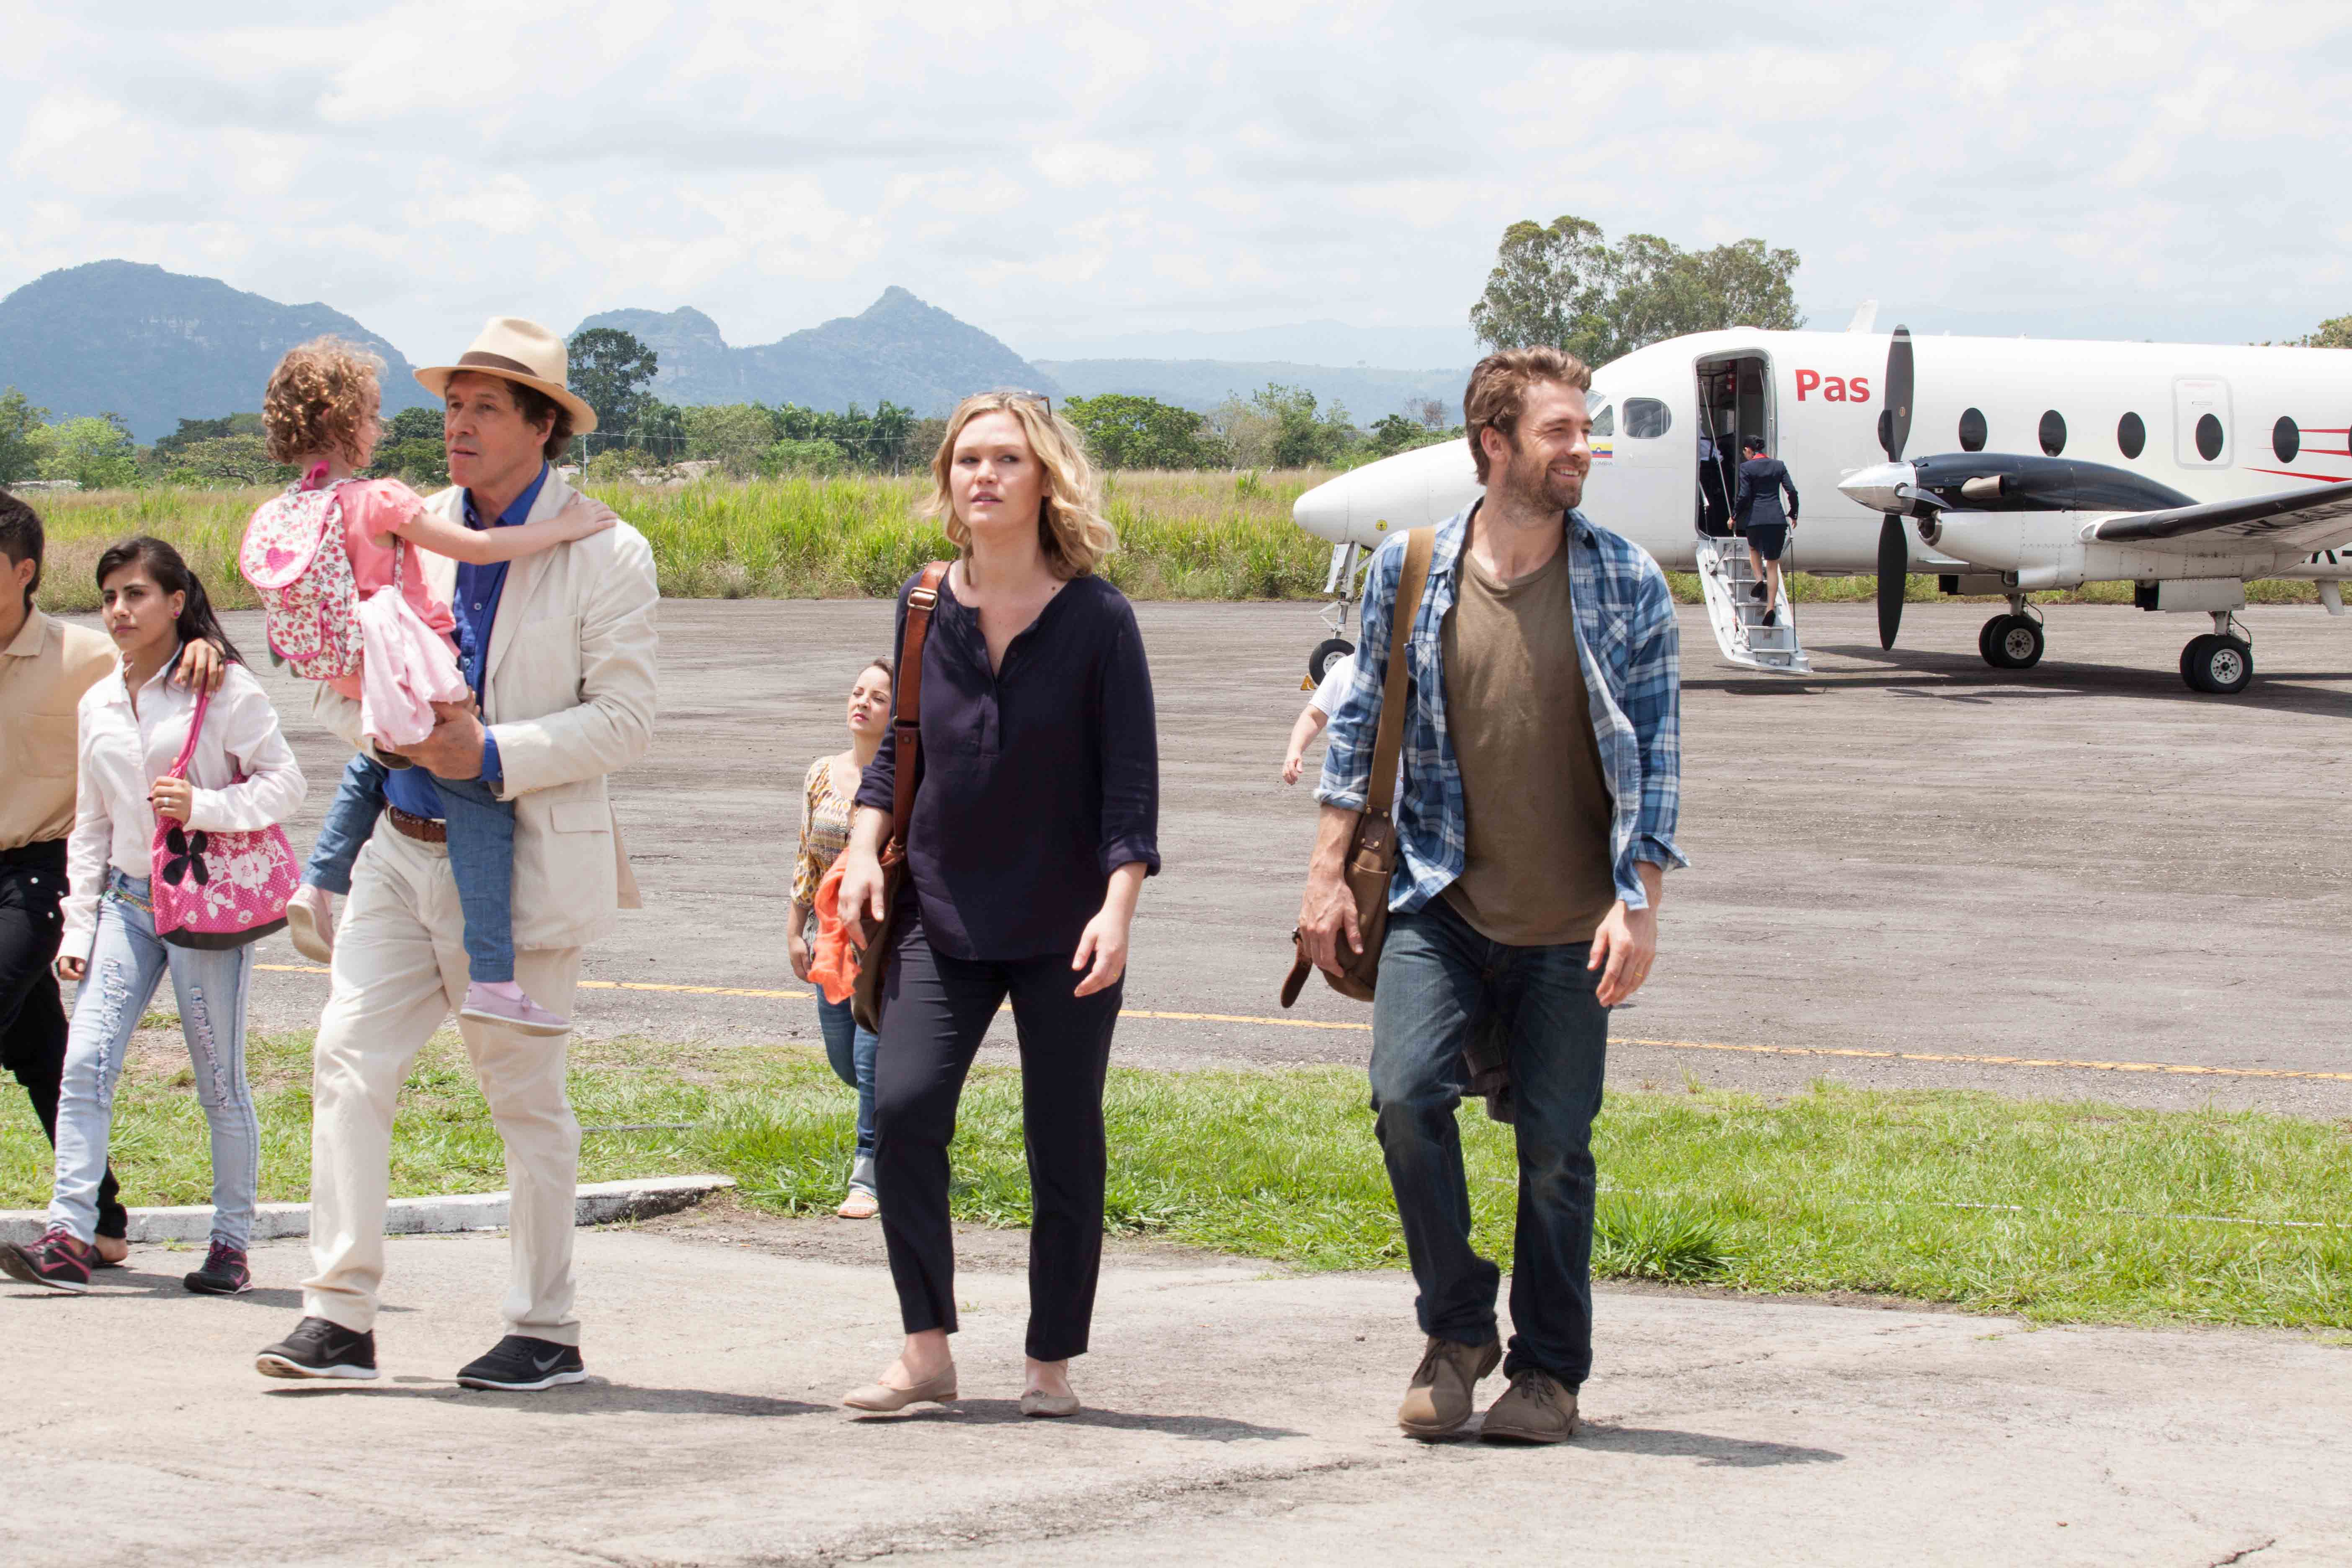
top-left (836, 1188), bottom-right (879, 1220)
top-left (843, 1367), bottom-right (957, 1412)
top-left (285, 890), bottom-right (334, 965)
top-left (1019, 1389), bottom-right (1080, 1418)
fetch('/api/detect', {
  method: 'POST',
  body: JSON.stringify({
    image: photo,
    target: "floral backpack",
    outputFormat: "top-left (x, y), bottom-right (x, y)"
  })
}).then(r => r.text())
top-left (237, 476), bottom-right (394, 681)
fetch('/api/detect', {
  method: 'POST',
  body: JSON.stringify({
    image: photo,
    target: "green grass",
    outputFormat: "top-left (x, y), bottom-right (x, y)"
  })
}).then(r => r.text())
top-left (27, 470), bottom-right (1334, 612)
top-left (36, 472), bottom-right (2339, 613)
top-left (9, 1030), bottom-right (2346, 1331)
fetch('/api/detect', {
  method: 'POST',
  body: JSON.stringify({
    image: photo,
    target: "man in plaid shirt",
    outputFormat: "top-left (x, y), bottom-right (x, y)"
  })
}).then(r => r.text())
top-left (1298, 347), bottom-right (1685, 1444)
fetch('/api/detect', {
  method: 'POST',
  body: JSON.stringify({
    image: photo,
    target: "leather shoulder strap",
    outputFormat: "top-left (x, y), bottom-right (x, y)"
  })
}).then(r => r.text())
top-left (1365, 528), bottom-right (1433, 820)
top-left (887, 561), bottom-right (952, 848)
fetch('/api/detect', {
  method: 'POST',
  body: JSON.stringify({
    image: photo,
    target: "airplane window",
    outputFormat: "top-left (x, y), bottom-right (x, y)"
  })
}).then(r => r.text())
top-left (1625, 398), bottom-right (1671, 439)
top-left (2039, 410), bottom-right (2067, 456)
top-left (2274, 416), bottom-right (2300, 463)
top-left (1591, 404), bottom-right (1615, 437)
top-left (2196, 413), bottom-right (2225, 462)
top-left (1958, 408), bottom-right (1987, 452)
top-left (2117, 412), bottom-right (2146, 459)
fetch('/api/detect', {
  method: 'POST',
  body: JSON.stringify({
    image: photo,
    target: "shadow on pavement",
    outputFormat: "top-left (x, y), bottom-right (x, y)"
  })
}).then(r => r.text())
top-left (854, 1398), bottom-right (1304, 1441)
top-left (1696, 643), bottom-right (2352, 719)
top-left (261, 1380), bottom-right (832, 1418)
top-left (1579, 1424), bottom-right (1845, 1467)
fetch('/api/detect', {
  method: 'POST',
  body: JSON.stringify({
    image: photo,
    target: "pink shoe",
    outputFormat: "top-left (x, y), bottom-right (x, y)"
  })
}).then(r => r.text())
top-left (459, 983), bottom-right (571, 1037)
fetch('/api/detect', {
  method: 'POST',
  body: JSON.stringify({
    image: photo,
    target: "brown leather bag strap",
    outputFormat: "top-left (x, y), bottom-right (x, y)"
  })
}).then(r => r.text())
top-left (1364, 528), bottom-right (1433, 822)
top-left (885, 561), bottom-right (952, 851)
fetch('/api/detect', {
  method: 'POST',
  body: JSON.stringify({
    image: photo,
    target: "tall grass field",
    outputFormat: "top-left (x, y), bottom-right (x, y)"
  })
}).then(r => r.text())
top-left (26, 471), bottom-right (1335, 612)
top-left (25, 472), bottom-right (2334, 613)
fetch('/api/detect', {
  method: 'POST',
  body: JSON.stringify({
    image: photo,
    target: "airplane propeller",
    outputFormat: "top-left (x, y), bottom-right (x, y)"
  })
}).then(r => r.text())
top-left (1875, 326), bottom-right (1915, 649)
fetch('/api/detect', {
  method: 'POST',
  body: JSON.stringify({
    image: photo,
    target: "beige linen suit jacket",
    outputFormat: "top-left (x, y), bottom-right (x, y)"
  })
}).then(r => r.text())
top-left (311, 470), bottom-right (659, 950)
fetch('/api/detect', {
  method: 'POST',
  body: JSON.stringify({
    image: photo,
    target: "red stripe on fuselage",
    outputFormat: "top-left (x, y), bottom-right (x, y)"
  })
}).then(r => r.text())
top-left (2245, 466), bottom-right (2352, 483)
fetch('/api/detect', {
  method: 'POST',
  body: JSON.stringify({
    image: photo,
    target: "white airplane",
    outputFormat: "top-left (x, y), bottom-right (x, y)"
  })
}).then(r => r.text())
top-left (1292, 310), bottom-right (2352, 694)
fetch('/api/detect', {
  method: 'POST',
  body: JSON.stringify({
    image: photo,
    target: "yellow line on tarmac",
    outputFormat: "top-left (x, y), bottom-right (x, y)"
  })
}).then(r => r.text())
top-left (1610, 1036), bottom-right (2352, 1085)
top-left (254, 965), bottom-right (2352, 1083)
top-left (258, 964), bottom-right (814, 1002)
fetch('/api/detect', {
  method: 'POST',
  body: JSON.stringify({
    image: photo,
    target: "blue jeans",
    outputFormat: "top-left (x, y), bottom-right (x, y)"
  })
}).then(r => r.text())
top-left (815, 992), bottom-right (877, 1158)
top-left (1368, 897), bottom-right (1609, 1387)
top-left (51, 871), bottom-right (258, 1249)
top-left (304, 753), bottom-right (518, 986)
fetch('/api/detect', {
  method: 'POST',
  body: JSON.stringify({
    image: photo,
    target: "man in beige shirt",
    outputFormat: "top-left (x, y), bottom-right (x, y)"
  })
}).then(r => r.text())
top-left (0, 494), bottom-right (218, 1260)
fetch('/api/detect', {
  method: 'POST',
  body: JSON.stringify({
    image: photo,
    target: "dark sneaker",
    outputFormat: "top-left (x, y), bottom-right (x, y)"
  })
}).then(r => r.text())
top-left (1480, 1368), bottom-right (1580, 1444)
top-left (456, 1335), bottom-right (586, 1391)
top-left (1396, 1334), bottom-right (1501, 1439)
top-left (256, 1316), bottom-right (380, 1380)
top-left (184, 1240), bottom-right (252, 1295)
top-left (0, 1227), bottom-right (96, 1294)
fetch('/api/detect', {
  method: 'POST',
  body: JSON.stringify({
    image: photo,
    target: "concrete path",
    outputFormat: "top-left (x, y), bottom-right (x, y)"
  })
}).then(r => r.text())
top-left (5, 1212), bottom-right (2346, 1565)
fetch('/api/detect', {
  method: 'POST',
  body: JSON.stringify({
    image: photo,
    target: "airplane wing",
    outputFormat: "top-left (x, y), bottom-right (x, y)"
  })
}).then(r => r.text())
top-left (2092, 479), bottom-right (2352, 553)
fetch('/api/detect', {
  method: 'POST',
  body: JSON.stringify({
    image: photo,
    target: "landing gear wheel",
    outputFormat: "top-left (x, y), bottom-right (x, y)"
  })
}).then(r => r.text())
top-left (1979, 614), bottom-right (2044, 670)
top-left (2180, 633), bottom-right (2253, 694)
top-left (1308, 637), bottom-right (1354, 684)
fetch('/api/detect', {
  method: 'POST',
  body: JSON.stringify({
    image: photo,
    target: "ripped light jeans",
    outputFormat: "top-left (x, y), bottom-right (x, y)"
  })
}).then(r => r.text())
top-left (50, 870), bottom-right (258, 1249)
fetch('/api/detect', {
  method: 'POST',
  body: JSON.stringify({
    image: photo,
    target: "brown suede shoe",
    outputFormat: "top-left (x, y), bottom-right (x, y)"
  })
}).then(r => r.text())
top-left (1396, 1335), bottom-right (1501, 1439)
top-left (1479, 1369), bottom-right (1579, 1443)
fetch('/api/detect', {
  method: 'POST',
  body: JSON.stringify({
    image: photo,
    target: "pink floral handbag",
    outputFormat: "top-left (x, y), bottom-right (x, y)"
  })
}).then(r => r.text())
top-left (150, 684), bottom-right (299, 950)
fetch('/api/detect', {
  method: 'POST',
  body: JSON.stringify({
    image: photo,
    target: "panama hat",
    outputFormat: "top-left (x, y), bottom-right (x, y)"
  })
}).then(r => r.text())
top-left (414, 317), bottom-right (598, 434)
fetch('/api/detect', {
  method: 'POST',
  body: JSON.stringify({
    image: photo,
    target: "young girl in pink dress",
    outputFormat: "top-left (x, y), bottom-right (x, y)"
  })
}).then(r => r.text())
top-left (244, 338), bottom-right (614, 1035)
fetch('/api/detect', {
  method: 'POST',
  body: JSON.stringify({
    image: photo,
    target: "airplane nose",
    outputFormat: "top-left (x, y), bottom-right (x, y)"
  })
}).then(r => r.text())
top-left (1292, 475), bottom-right (1350, 542)
top-left (1839, 461), bottom-right (1916, 515)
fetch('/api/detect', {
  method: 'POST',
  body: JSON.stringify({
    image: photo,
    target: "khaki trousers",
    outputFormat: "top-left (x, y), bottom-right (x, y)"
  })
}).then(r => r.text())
top-left (302, 826), bottom-right (583, 1345)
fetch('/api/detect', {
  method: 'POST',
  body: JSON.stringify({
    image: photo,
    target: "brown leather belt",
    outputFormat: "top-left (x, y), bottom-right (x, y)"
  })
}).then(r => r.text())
top-left (385, 805), bottom-right (448, 844)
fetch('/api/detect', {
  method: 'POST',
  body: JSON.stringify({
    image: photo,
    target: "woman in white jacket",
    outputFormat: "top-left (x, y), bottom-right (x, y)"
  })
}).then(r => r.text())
top-left (0, 538), bottom-right (304, 1297)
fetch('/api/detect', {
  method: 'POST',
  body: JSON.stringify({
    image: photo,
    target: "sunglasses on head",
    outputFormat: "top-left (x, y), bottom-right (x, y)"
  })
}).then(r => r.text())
top-left (980, 387), bottom-right (1052, 415)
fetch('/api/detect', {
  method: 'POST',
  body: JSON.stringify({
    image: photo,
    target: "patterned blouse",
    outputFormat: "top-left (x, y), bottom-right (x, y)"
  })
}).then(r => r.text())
top-left (793, 756), bottom-right (861, 911)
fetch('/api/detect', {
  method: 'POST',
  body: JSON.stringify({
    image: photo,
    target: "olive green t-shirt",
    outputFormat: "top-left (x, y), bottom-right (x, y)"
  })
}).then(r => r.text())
top-left (1438, 545), bottom-right (1618, 946)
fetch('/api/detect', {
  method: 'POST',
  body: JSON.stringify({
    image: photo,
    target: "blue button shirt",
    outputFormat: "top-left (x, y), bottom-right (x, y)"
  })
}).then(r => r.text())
top-left (381, 464), bottom-right (547, 818)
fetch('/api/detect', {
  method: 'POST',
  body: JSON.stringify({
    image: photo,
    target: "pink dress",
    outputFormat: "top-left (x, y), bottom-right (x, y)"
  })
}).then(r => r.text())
top-left (328, 479), bottom-right (471, 748)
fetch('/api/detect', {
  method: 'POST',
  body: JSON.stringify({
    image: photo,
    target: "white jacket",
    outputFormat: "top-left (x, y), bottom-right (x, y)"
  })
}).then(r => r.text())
top-left (312, 471), bottom-right (659, 950)
top-left (63, 653), bottom-right (307, 961)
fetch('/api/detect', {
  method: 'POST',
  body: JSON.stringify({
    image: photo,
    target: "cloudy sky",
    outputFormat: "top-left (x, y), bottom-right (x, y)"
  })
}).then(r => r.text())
top-left (5, 1), bottom-right (2347, 366)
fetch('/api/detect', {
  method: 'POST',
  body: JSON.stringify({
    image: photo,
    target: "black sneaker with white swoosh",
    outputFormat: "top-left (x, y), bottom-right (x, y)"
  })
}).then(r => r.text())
top-left (456, 1334), bottom-right (587, 1391)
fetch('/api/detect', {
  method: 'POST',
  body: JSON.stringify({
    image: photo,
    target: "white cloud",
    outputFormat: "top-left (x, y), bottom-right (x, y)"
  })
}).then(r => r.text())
top-left (0, 0), bottom-right (2345, 364)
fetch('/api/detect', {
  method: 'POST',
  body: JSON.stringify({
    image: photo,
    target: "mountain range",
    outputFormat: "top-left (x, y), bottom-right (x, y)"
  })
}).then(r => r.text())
top-left (572, 288), bottom-right (1052, 412)
top-left (0, 261), bottom-right (435, 442)
top-left (0, 261), bottom-right (1471, 440)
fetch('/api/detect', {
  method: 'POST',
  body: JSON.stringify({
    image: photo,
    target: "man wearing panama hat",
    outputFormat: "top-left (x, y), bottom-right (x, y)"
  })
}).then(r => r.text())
top-left (256, 318), bottom-right (660, 1391)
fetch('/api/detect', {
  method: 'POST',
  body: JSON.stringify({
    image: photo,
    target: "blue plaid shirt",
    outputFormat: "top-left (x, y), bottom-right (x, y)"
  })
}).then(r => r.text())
top-left (1315, 502), bottom-right (1687, 914)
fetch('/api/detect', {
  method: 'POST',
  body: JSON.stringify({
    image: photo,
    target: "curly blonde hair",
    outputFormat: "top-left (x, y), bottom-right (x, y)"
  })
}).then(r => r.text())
top-left (925, 392), bottom-right (1115, 580)
top-left (263, 337), bottom-right (384, 465)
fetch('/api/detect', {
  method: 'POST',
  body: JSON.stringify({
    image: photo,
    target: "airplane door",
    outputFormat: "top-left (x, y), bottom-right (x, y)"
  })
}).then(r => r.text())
top-left (2174, 378), bottom-right (2234, 468)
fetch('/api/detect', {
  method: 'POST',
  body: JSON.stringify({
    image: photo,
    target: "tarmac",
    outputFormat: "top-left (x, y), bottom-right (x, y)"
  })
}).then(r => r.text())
top-left (196, 597), bottom-right (2352, 1116)
top-left (24, 598), bottom-right (2352, 1562)
top-left (6, 1209), bottom-right (2347, 1566)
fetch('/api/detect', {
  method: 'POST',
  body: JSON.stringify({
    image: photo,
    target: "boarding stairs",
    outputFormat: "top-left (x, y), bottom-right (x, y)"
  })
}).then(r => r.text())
top-left (1693, 534), bottom-right (1811, 675)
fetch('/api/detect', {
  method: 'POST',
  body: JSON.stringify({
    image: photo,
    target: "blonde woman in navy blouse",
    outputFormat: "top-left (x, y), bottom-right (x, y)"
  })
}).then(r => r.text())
top-left (836, 392), bottom-right (1159, 1420)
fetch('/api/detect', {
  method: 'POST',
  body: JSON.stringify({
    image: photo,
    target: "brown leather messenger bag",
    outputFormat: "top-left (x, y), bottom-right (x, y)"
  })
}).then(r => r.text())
top-left (851, 560), bottom-right (951, 1032)
top-left (1280, 526), bottom-right (1434, 1008)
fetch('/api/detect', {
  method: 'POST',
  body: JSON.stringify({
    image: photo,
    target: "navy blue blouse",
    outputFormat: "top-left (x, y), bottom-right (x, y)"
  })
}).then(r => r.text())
top-left (855, 568), bottom-right (1161, 962)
